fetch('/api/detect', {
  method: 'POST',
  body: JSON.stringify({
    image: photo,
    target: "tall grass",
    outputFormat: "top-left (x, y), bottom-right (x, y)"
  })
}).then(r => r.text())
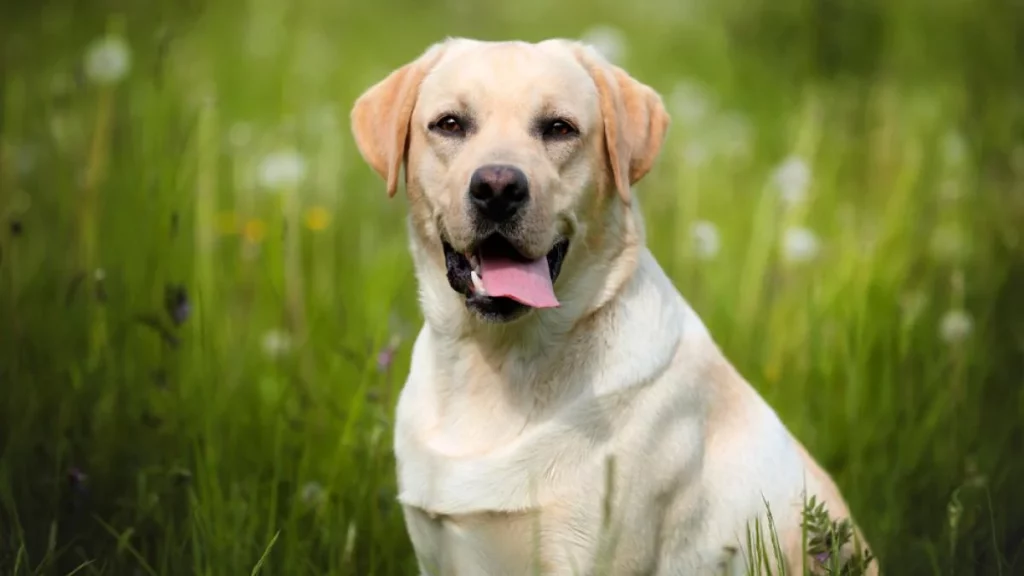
top-left (1, 0), bottom-right (1023, 574)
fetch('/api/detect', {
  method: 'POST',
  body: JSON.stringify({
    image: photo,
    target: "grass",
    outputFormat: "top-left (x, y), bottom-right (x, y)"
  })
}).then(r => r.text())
top-left (1, 0), bottom-right (1023, 574)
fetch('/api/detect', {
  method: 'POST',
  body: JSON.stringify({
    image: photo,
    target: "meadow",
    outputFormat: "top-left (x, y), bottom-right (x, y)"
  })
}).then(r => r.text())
top-left (1, 0), bottom-right (1023, 574)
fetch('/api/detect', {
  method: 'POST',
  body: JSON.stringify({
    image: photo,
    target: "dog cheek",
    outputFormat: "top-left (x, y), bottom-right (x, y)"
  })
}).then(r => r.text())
top-left (517, 204), bottom-right (560, 257)
top-left (412, 160), bottom-right (460, 225)
top-left (442, 207), bottom-right (477, 250)
top-left (408, 201), bottom-right (439, 256)
top-left (553, 156), bottom-right (599, 208)
top-left (546, 190), bottom-right (593, 249)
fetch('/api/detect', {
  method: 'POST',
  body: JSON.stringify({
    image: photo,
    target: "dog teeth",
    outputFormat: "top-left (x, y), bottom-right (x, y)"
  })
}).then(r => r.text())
top-left (468, 253), bottom-right (481, 274)
top-left (470, 270), bottom-right (487, 296)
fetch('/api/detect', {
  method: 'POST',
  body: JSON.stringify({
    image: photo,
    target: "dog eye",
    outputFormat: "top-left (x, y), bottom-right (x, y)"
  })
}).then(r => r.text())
top-left (431, 115), bottom-right (465, 135)
top-left (541, 119), bottom-right (579, 140)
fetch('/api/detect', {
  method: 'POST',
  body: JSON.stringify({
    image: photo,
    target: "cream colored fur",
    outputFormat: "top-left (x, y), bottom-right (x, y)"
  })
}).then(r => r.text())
top-left (350, 37), bottom-right (876, 576)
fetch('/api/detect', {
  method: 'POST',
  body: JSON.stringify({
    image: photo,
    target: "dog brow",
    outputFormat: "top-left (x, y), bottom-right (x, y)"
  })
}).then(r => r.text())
top-left (429, 97), bottom-right (475, 122)
top-left (532, 103), bottom-right (581, 130)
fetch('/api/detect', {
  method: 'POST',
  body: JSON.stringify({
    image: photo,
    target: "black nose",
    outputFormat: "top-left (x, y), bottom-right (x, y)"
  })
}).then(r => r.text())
top-left (468, 164), bottom-right (529, 222)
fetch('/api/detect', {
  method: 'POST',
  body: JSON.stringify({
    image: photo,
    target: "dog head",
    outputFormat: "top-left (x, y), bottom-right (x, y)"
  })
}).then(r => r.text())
top-left (351, 38), bottom-right (669, 327)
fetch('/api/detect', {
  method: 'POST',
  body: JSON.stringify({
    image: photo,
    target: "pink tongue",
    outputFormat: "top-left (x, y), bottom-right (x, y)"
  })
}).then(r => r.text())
top-left (479, 254), bottom-right (559, 308)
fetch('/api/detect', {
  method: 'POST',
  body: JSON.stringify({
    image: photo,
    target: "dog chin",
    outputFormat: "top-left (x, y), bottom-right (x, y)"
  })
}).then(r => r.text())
top-left (464, 293), bottom-right (532, 323)
top-left (440, 233), bottom-right (570, 324)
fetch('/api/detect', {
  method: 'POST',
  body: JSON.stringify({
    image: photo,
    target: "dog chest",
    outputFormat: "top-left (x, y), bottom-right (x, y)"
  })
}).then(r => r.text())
top-left (403, 504), bottom-right (591, 576)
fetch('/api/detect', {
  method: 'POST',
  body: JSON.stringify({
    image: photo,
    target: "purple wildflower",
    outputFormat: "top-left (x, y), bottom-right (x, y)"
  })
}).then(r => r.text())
top-left (67, 467), bottom-right (90, 508)
top-left (376, 346), bottom-right (395, 372)
top-left (164, 284), bottom-right (190, 325)
top-left (67, 467), bottom-right (87, 486)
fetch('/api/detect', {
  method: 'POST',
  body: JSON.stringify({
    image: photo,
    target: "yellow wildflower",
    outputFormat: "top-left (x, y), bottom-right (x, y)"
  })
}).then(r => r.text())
top-left (243, 218), bottom-right (267, 244)
top-left (304, 206), bottom-right (331, 231)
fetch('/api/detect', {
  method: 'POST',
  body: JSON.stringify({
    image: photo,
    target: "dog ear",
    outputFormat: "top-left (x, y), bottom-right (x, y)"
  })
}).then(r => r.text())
top-left (572, 44), bottom-right (670, 203)
top-left (350, 42), bottom-right (448, 198)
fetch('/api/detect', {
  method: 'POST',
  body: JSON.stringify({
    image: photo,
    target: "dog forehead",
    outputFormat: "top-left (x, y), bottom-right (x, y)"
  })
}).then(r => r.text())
top-left (418, 40), bottom-right (599, 117)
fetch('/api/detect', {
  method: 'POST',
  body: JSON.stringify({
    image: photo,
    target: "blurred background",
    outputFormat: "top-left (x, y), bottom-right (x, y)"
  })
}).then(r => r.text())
top-left (1, 0), bottom-right (1023, 574)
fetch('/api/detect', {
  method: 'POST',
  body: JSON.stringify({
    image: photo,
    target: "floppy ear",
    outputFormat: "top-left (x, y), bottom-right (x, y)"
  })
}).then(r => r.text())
top-left (573, 44), bottom-right (670, 203)
top-left (350, 42), bottom-right (448, 198)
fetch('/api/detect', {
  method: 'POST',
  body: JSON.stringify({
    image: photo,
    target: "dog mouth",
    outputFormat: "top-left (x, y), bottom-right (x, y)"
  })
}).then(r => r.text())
top-left (442, 234), bottom-right (570, 320)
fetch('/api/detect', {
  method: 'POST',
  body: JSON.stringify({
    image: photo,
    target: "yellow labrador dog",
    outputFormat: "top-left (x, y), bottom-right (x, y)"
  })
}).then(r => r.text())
top-left (351, 37), bottom-right (876, 576)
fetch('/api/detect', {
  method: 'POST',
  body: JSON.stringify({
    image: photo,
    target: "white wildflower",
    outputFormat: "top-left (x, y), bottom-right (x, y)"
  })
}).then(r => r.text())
top-left (304, 106), bottom-right (339, 136)
top-left (716, 112), bottom-right (753, 159)
top-left (256, 149), bottom-right (307, 189)
top-left (300, 481), bottom-right (326, 505)
top-left (50, 114), bottom-right (84, 152)
top-left (16, 146), bottom-right (36, 176)
top-left (900, 291), bottom-right (928, 327)
top-left (951, 269), bottom-right (965, 298)
top-left (580, 25), bottom-right (628, 64)
top-left (342, 521), bottom-right (358, 563)
top-left (943, 130), bottom-right (967, 168)
top-left (929, 225), bottom-right (968, 262)
top-left (261, 329), bottom-right (292, 357)
top-left (50, 72), bottom-right (74, 97)
top-left (939, 178), bottom-right (963, 201)
top-left (84, 36), bottom-right (132, 85)
top-left (939, 309), bottom-right (973, 344)
top-left (964, 458), bottom-right (987, 488)
top-left (772, 155), bottom-right (812, 207)
top-left (782, 227), bottom-right (820, 263)
top-left (228, 123), bottom-right (254, 150)
top-left (369, 421), bottom-right (385, 449)
top-left (682, 141), bottom-right (710, 167)
top-left (669, 80), bottom-right (713, 126)
top-left (690, 220), bottom-right (720, 260)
